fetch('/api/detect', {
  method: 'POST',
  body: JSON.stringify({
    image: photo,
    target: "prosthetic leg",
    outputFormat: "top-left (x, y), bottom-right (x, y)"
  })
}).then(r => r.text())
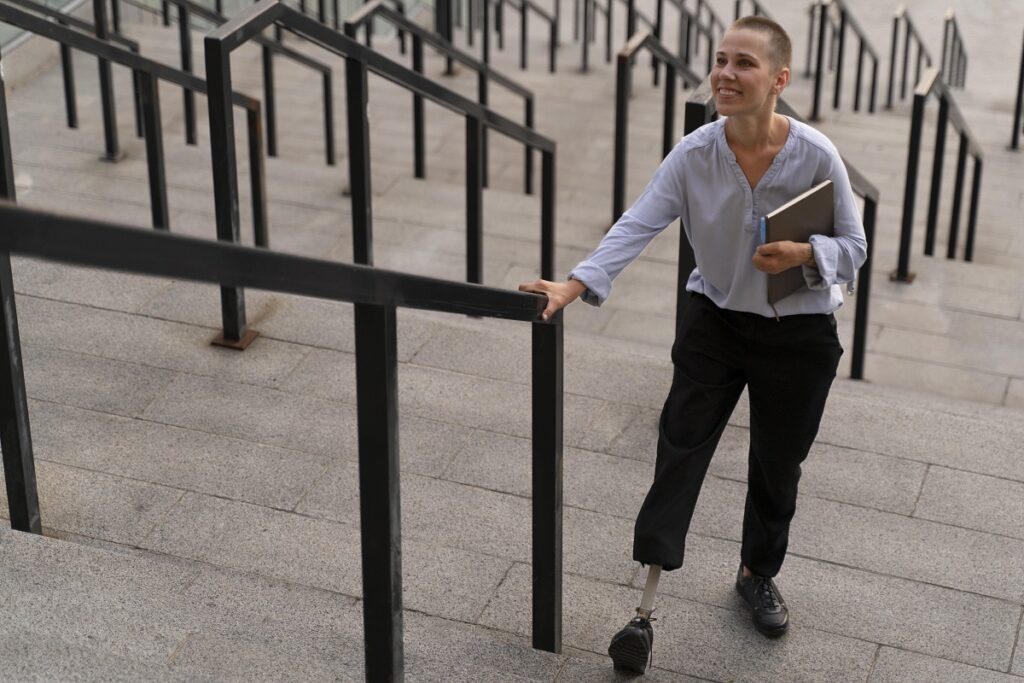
top-left (607, 565), bottom-right (662, 673)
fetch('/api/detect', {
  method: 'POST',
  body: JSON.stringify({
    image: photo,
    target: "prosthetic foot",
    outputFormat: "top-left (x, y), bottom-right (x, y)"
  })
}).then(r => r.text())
top-left (608, 565), bottom-right (661, 674)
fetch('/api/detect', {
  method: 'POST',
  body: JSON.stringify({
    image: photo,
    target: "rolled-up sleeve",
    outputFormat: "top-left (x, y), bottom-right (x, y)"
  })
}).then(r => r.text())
top-left (801, 148), bottom-right (868, 293)
top-left (569, 143), bottom-right (687, 306)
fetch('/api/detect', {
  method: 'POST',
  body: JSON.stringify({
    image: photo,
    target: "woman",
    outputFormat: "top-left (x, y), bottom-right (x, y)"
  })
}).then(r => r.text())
top-left (519, 16), bottom-right (866, 674)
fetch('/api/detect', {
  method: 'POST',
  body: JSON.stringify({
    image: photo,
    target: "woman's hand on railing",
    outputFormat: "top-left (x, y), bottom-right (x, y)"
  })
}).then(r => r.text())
top-left (518, 278), bottom-right (587, 321)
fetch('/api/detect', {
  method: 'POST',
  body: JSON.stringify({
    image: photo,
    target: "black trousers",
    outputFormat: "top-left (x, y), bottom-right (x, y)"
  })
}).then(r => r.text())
top-left (633, 292), bottom-right (843, 576)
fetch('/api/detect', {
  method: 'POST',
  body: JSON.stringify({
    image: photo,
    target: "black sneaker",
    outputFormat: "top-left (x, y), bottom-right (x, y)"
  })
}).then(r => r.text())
top-left (735, 564), bottom-right (789, 637)
top-left (607, 614), bottom-right (653, 674)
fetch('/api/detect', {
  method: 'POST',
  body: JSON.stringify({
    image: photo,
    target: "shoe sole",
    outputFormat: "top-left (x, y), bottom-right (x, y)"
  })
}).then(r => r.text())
top-left (608, 632), bottom-right (649, 674)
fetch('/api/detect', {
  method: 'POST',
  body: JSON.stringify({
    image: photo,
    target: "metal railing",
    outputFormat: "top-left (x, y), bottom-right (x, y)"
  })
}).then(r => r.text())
top-left (345, 0), bottom-right (537, 194)
top-left (578, 0), bottom-right (656, 72)
top-left (734, 0), bottom-right (771, 21)
top-left (499, 0), bottom-right (557, 72)
top-left (681, 78), bottom-right (879, 381)
top-left (885, 5), bottom-right (931, 110)
top-left (204, 0), bottom-right (556, 349)
top-left (1013, 28), bottom-right (1024, 150)
top-left (3, 0), bottom-right (142, 135)
top-left (940, 8), bottom-right (966, 88)
top-left (0, 1), bottom-right (267, 237)
top-left (119, 0), bottom-right (336, 165)
top-left (807, 0), bottom-right (879, 121)
top-left (611, 30), bottom-right (702, 223)
top-left (0, 201), bottom-right (564, 680)
top-left (892, 67), bottom-right (982, 283)
top-left (681, 0), bottom-right (724, 74)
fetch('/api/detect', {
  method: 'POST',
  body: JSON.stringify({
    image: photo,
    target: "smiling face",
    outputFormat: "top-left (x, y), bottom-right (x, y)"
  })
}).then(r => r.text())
top-left (710, 27), bottom-right (790, 119)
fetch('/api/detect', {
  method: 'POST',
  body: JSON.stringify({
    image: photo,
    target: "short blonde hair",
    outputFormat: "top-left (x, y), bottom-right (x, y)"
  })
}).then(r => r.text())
top-left (731, 16), bottom-right (792, 70)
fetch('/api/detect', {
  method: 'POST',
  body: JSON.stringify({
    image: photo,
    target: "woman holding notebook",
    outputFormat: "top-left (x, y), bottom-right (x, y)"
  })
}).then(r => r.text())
top-left (518, 15), bottom-right (867, 674)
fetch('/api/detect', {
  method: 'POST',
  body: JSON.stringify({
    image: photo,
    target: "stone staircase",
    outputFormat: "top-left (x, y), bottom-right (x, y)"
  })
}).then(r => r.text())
top-left (1, 0), bottom-right (1023, 680)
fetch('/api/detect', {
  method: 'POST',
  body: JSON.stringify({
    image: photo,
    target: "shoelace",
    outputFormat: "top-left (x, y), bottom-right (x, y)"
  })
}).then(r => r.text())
top-left (630, 611), bottom-right (657, 671)
top-left (754, 577), bottom-right (781, 609)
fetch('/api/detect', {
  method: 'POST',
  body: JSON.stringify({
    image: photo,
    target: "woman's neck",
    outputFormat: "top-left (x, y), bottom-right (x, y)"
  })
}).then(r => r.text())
top-left (725, 111), bottom-right (787, 153)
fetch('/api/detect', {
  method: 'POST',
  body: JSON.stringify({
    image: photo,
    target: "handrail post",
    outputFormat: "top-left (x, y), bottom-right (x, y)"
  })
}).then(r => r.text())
top-left (520, 0), bottom-right (528, 70)
top-left (1013, 28), bottom-right (1024, 150)
top-left (178, 3), bottom-right (196, 145)
top-left (0, 52), bottom-right (41, 535)
top-left (853, 38), bottom-right (863, 111)
top-left (899, 17), bottom-right (910, 100)
top-left (652, 0), bottom-right (663, 86)
top-left (549, 10), bottom-right (557, 72)
top-left (946, 131), bottom-right (968, 260)
top-left (831, 8), bottom-right (845, 110)
top-left (138, 71), bottom-right (169, 231)
top-left (804, 2), bottom-right (814, 78)
top-left (626, 0), bottom-right (636, 44)
top-left (353, 302), bottom-right (404, 681)
top-left (525, 97), bottom-right (535, 196)
top-left (885, 11), bottom-right (897, 108)
top-left (531, 311), bottom-right (563, 654)
top-left (322, 71), bottom-right (335, 166)
top-left (892, 88), bottom-right (924, 283)
top-left (204, 34), bottom-right (253, 346)
top-left (346, 49), bottom-right (374, 266)
top-left (612, 50), bottom-right (630, 225)
top-left (868, 56), bottom-right (878, 112)
top-left (262, 45), bottom-right (277, 157)
top-left (92, 0), bottom-right (120, 160)
top-left (245, 107), bottom-right (268, 249)
top-left (810, 0), bottom-right (827, 121)
top-left (478, 72), bottom-right (489, 188)
top-left (850, 195), bottom-right (875, 380)
top-left (483, 0), bottom-right (491, 64)
top-left (541, 148), bottom-right (555, 280)
top-left (964, 157), bottom-right (981, 262)
top-left (412, 35), bottom-right (426, 178)
top-left (580, 0), bottom-right (589, 71)
top-left (923, 94), bottom-right (948, 256)
top-left (662, 63), bottom-right (676, 158)
top-left (58, 20), bottom-right (78, 128)
top-left (466, 115), bottom-right (484, 284)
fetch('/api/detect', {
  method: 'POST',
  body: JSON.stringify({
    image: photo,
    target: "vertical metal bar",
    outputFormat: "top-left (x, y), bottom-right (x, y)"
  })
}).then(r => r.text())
top-left (573, 0), bottom-right (579, 41)
top-left (179, 3), bottom-right (197, 146)
top-left (652, 0), bottom-right (663, 86)
top-left (914, 42), bottom-right (923, 88)
top-left (553, 0), bottom-right (561, 48)
top-left (346, 56), bottom-right (374, 265)
top-left (680, 8), bottom-right (690, 67)
top-left (162, 0), bottom-right (169, 26)
top-left (900, 17), bottom-right (910, 100)
top-left (497, 0), bottom-right (504, 50)
top-left (520, 0), bottom-right (528, 70)
top-left (869, 57), bottom-right (878, 113)
top-left (216, 0), bottom-right (223, 14)
top-left (412, 36), bottom-right (425, 178)
top-left (204, 36), bottom-right (249, 342)
top-left (59, 38), bottom-right (78, 128)
top-left (478, 72), bottom-right (489, 188)
top-left (483, 0), bottom-right (491, 65)
top-left (810, 0), bottom-right (827, 121)
top-left (941, 16), bottom-right (950, 78)
top-left (964, 157), bottom-right (981, 262)
top-left (581, 0), bottom-right (589, 71)
top-left (627, 0), bottom-right (635, 41)
top-left (262, 45), bottom-right (277, 158)
top-left (323, 71), bottom-right (335, 167)
top-left (892, 91), bottom-right (924, 283)
top-left (353, 302), bottom-right (404, 681)
top-left (246, 107), bottom-right (268, 249)
top-left (662, 64), bottom-right (675, 159)
top-left (853, 39), bottom-right (864, 112)
top-left (540, 148), bottom-right (554, 280)
top-left (332, 0), bottom-right (339, 29)
top-left (604, 0), bottom-right (612, 64)
top-left (531, 312), bottom-right (563, 654)
top-left (946, 131), bottom-right (968, 260)
top-left (957, 50), bottom-right (966, 88)
top-left (525, 98), bottom-right (535, 196)
top-left (138, 71), bottom-right (169, 231)
top-left (444, 0), bottom-right (455, 75)
top-left (612, 51), bottom-right (630, 225)
top-left (885, 13), bottom-right (898, 108)
top-left (923, 95), bottom-right (948, 257)
top-left (110, 0), bottom-right (120, 32)
top-left (850, 196), bottom-right (875, 380)
top-left (468, 0), bottom-right (475, 46)
top-left (734, 0), bottom-right (740, 20)
top-left (466, 116), bottom-right (484, 284)
top-left (93, 0), bottom-right (120, 160)
top-left (550, 14), bottom-right (557, 72)
top-left (0, 51), bottom-right (41, 536)
top-left (1013, 29), bottom-right (1024, 150)
top-left (804, 2), bottom-right (815, 78)
top-left (832, 9), bottom-right (845, 110)
top-left (318, 0), bottom-right (326, 23)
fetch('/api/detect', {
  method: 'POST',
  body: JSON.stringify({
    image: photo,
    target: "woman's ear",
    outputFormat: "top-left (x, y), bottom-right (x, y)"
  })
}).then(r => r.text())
top-left (773, 66), bottom-right (791, 94)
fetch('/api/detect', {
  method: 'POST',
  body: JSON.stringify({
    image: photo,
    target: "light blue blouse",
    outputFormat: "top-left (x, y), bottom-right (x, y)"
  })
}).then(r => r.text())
top-left (568, 116), bottom-right (868, 318)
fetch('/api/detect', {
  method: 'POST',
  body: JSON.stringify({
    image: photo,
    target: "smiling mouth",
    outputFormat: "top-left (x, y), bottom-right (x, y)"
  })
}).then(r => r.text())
top-left (717, 89), bottom-right (741, 96)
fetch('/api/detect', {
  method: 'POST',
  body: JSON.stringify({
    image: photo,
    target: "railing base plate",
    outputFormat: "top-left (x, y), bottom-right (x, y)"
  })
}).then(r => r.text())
top-left (211, 329), bottom-right (259, 350)
top-left (888, 270), bottom-right (916, 284)
top-left (98, 151), bottom-right (127, 163)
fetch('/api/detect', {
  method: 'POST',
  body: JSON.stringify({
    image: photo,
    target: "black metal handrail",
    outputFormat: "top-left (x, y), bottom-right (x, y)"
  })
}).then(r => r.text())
top-left (203, 0), bottom-right (556, 350)
top-left (681, 77), bottom-right (879, 381)
top-left (612, 30), bottom-right (702, 223)
top-left (0, 201), bottom-right (564, 681)
top-left (885, 5), bottom-right (932, 110)
top-left (499, 0), bottom-right (557, 72)
top-left (345, 0), bottom-right (537, 194)
top-left (3, 0), bottom-right (143, 135)
top-left (117, 0), bottom-right (335, 165)
top-left (0, 1), bottom-right (267, 239)
top-left (342, 0), bottom-right (406, 53)
top-left (1013, 28), bottom-right (1024, 151)
top-left (734, 0), bottom-right (772, 21)
top-left (808, 0), bottom-right (879, 121)
top-left (682, 0), bottom-right (724, 74)
top-left (940, 8), bottom-right (966, 89)
top-left (578, 0), bottom-right (655, 72)
top-left (892, 67), bottom-right (983, 283)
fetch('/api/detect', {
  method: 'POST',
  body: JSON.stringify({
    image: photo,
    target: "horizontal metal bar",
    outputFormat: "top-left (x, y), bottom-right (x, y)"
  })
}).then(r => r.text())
top-left (5, 0), bottom-right (139, 51)
top-left (0, 204), bottom-right (547, 322)
top-left (618, 30), bottom-right (702, 86)
top-left (0, 3), bottom-right (260, 112)
top-left (913, 67), bottom-right (983, 159)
